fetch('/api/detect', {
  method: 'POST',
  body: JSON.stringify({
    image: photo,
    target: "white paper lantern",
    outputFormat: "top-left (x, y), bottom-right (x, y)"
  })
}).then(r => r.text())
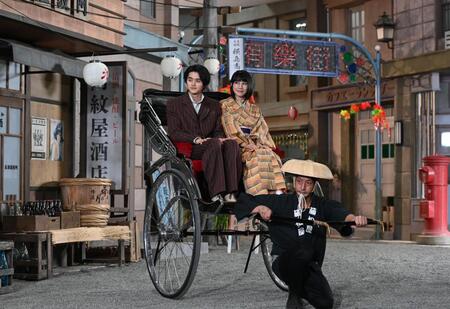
top-left (204, 58), bottom-right (220, 75)
top-left (83, 60), bottom-right (109, 87)
top-left (160, 56), bottom-right (182, 79)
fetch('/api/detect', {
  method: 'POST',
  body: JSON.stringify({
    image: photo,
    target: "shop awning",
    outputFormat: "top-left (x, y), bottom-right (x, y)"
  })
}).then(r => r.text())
top-left (124, 25), bottom-right (190, 64)
top-left (0, 39), bottom-right (87, 78)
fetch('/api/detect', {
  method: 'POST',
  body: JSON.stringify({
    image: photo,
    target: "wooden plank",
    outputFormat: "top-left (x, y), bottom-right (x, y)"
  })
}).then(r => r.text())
top-left (0, 268), bottom-right (14, 276)
top-left (14, 259), bottom-right (48, 267)
top-left (0, 241), bottom-right (14, 250)
top-left (50, 226), bottom-right (131, 245)
top-left (134, 221), bottom-right (141, 262)
top-left (107, 217), bottom-right (128, 224)
top-left (129, 221), bottom-right (136, 262)
top-left (126, 220), bottom-right (141, 262)
top-left (110, 207), bottom-right (129, 213)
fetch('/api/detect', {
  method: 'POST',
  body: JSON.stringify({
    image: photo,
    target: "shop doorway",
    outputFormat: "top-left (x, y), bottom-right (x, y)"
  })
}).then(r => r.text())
top-left (355, 108), bottom-right (394, 217)
top-left (0, 101), bottom-right (23, 201)
top-left (329, 112), bottom-right (341, 202)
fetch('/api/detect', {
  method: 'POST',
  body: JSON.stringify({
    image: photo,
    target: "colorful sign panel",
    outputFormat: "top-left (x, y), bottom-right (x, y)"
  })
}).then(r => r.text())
top-left (228, 35), bottom-right (339, 78)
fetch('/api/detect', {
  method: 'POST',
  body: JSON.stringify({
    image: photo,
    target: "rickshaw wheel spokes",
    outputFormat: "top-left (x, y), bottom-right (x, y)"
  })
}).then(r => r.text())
top-left (143, 169), bottom-right (201, 299)
top-left (259, 223), bottom-right (289, 292)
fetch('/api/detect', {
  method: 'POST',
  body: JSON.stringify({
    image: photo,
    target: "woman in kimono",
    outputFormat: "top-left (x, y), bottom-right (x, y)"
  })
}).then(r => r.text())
top-left (221, 70), bottom-right (286, 196)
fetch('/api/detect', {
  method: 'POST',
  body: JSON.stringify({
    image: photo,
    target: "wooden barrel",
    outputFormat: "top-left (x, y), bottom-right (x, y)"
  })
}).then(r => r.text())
top-left (59, 178), bottom-right (112, 227)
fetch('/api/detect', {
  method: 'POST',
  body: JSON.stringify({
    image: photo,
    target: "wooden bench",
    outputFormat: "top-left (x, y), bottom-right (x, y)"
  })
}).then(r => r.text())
top-left (50, 226), bottom-right (131, 267)
top-left (0, 226), bottom-right (131, 281)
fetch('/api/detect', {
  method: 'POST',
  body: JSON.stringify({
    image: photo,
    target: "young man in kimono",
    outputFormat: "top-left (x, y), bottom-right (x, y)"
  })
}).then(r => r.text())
top-left (235, 159), bottom-right (367, 309)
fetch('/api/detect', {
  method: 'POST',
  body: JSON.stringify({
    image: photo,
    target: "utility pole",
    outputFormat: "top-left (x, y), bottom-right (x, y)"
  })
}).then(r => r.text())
top-left (203, 0), bottom-right (218, 91)
top-left (202, 1), bottom-right (219, 247)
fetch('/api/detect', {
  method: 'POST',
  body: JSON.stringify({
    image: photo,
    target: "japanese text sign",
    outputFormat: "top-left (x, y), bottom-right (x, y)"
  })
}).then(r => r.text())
top-left (228, 35), bottom-right (338, 78)
top-left (86, 63), bottom-right (124, 190)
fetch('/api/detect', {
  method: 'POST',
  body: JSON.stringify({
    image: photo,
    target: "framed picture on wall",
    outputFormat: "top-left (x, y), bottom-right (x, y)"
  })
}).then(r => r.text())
top-left (31, 117), bottom-right (47, 160)
top-left (49, 119), bottom-right (63, 161)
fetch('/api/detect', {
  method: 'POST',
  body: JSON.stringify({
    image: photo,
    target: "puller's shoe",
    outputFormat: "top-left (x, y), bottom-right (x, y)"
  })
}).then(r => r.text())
top-left (286, 290), bottom-right (304, 309)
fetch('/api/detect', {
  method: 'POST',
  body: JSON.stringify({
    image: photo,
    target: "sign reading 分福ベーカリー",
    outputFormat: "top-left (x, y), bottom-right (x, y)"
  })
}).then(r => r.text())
top-left (311, 80), bottom-right (396, 110)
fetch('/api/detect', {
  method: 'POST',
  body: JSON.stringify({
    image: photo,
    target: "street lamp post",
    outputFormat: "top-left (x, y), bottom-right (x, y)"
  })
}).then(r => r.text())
top-left (236, 27), bottom-right (383, 239)
top-left (374, 12), bottom-right (395, 49)
top-left (374, 45), bottom-right (382, 240)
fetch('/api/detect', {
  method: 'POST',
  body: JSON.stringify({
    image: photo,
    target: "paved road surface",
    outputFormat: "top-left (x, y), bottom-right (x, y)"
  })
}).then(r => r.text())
top-left (2, 239), bottom-right (450, 308)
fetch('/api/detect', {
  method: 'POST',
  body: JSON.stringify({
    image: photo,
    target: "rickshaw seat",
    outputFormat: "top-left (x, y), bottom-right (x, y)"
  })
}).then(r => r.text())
top-left (174, 142), bottom-right (203, 174)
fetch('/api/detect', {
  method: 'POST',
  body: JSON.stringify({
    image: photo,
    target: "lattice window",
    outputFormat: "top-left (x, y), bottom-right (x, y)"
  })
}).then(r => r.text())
top-left (350, 7), bottom-right (365, 43)
top-left (141, 0), bottom-right (156, 19)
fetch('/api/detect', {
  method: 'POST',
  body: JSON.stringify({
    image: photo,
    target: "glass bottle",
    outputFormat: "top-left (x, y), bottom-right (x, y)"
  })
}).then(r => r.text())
top-left (0, 250), bottom-right (9, 286)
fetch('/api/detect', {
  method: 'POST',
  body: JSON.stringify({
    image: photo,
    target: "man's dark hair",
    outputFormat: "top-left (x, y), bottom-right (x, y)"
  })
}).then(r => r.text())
top-left (183, 65), bottom-right (210, 87)
top-left (230, 70), bottom-right (254, 100)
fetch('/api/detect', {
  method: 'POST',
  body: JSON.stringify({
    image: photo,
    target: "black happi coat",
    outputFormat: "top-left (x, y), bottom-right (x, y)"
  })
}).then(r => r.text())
top-left (235, 193), bottom-right (351, 266)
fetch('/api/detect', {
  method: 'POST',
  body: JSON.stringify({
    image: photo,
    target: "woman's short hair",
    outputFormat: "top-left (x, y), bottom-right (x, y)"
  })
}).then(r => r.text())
top-left (230, 70), bottom-right (254, 100)
top-left (183, 65), bottom-right (210, 88)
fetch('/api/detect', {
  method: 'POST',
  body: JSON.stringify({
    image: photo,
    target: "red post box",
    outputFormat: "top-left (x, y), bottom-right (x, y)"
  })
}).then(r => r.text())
top-left (417, 155), bottom-right (450, 242)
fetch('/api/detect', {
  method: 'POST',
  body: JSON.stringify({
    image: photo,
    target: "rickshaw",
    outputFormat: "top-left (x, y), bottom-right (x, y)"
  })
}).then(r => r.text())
top-left (139, 89), bottom-right (287, 299)
top-left (139, 89), bottom-right (380, 299)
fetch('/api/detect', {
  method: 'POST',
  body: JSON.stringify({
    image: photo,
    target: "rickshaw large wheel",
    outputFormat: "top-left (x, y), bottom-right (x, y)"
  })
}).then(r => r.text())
top-left (260, 224), bottom-right (289, 292)
top-left (143, 169), bottom-right (201, 299)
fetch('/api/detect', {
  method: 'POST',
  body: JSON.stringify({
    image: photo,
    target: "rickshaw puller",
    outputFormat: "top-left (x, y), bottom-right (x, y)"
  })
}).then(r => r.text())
top-left (235, 159), bottom-right (367, 309)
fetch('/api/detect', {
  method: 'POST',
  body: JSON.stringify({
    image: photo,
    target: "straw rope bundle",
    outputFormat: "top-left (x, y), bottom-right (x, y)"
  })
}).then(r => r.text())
top-left (77, 204), bottom-right (110, 227)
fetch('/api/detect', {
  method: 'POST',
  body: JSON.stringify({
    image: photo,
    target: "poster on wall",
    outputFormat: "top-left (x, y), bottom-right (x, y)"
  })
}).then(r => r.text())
top-left (0, 107), bottom-right (7, 134)
top-left (3, 136), bottom-right (20, 200)
top-left (86, 62), bottom-right (125, 191)
top-left (49, 119), bottom-right (64, 161)
top-left (31, 117), bottom-right (48, 160)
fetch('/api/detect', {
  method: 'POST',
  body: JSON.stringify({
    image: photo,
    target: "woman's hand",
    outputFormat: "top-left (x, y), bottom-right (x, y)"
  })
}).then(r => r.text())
top-left (244, 143), bottom-right (258, 151)
top-left (219, 137), bottom-right (234, 142)
top-left (194, 137), bottom-right (210, 145)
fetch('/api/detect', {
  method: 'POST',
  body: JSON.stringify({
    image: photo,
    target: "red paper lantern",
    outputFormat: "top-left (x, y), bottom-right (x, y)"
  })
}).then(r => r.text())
top-left (219, 36), bottom-right (227, 45)
top-left (288, 106), bottom-right (298, 120)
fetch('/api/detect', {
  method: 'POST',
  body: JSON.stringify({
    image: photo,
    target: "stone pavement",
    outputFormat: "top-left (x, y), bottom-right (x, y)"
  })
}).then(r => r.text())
top-left (1, 238), bottom-right (450, 308)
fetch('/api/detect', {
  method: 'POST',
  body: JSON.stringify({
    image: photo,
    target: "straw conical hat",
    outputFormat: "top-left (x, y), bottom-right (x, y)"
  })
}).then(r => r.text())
top-left (281, 159), bottom-right (333, 180)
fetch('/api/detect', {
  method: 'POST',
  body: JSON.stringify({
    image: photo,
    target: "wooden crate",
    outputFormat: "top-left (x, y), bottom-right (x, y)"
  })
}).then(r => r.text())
top-left (2, 216), bottom-right (61, 232)
top-left (2, 216), bottom-right (48, 232)
top-left (0, 241), bottom-right (14, 291)
top-left (60, 211), bottom-right (80, 229)
top-left (0, 232), bottom-right (52, 280)
top-left (47, 217), bottom-right (60, 230)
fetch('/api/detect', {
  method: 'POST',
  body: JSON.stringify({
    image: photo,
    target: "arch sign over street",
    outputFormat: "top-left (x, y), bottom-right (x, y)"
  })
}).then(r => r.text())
top-left (228, 35), bottom-right (339, 78)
